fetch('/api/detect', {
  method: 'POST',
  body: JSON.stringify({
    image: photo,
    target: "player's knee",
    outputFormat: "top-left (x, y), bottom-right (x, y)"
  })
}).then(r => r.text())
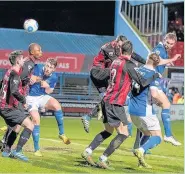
top-left (24, 119), bottom-right (34, 131)
top-left (101, 130), bottom-right (112, 138)
top-left (32, 118), bottom-right (40, 125)
top-left (51, 100), bottom-right (61, 111)
top-left (28, 122), bottom-right (34, 131)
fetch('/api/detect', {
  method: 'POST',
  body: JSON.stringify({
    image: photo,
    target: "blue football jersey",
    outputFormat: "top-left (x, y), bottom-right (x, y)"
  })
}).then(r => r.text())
top-left (128, 66), bottom-right (157, 117)
top-left (153, 42), bottom-right (168, 75)
top-left (29, 64), bottom-right (58, 96)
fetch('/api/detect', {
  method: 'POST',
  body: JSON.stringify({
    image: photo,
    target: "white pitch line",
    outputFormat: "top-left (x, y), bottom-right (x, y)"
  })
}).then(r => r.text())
top-left (40, 138), bottom-right (183, 162)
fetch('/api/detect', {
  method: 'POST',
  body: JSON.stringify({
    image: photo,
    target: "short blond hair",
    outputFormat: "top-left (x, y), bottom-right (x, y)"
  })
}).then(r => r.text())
top-left (164, 32), bottom-right (177, 42)
top-left (147, 52), bottom-right (160, 67)
top-left (46, 58), bottom-right (58, 67)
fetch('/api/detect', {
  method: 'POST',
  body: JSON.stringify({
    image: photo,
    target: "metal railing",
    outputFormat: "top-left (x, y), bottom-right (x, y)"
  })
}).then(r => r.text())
top-left (121, 0), bottom-right (164, 48)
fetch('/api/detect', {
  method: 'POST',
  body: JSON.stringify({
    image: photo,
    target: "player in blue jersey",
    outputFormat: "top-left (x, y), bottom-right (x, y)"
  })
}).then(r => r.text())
top-left (133, 33), bottom-right (181, 150)
top-left (26, 58), bottom-right (70, 157)
top-left (129, 53), bottom-right (163, 168)
top-left (151, 32), bottom-right (181, 145)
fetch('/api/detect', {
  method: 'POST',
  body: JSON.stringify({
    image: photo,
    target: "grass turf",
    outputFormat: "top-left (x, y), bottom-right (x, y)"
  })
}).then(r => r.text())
top-left (0, 117), bottom-right (183, 173)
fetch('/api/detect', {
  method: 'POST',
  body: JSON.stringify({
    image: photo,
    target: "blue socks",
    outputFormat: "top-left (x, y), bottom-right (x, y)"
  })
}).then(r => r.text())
top-left (128, 122), bottom-right (132, 136)
top-left (161, 109), bottom-right (172, 137)
top-left (54, 110), bottom-right (64, 135)
top-left (142, 136), bottom-right (161, 152)
top-left (32, 125), bottom-right (40, 151)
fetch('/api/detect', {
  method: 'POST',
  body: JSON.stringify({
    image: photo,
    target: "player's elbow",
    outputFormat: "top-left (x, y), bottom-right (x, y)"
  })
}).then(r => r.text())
top-left (45, 88), bottom-right (54, 94)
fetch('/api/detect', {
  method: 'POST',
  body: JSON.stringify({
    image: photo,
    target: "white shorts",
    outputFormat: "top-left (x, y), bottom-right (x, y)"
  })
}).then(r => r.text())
top-left (130, 115), bottom-right (161, 131)
top-left (26, 95), bottom-right (52, 112)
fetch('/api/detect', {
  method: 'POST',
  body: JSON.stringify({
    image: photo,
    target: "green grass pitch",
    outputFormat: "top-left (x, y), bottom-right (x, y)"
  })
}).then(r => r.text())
top-left (0, 117), bottom-right (184, 173)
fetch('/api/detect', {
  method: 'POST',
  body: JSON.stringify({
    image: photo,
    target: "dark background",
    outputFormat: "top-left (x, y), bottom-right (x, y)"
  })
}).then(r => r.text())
top-left (0, 1), bottom-right (115, 35)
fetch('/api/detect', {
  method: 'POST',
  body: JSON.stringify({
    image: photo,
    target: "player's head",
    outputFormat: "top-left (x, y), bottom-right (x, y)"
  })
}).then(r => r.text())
top-left (121, 40), bottom-right (133, 59)
top-left (44, 58), bottom-right (57, 76)
top-left (9, 50), bottom-right (24, 67)
top-left (146, 52), bottom-right (160, 67)
top-left (116, 35), bottom-right (127, 48)
top-left (28, 43), bottom-right (42, 59)
top-left (163, 32), bottom-right (177, 50)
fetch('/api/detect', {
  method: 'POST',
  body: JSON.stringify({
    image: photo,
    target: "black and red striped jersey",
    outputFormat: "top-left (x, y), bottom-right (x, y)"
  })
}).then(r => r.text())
top-left (0, 68), bottom-right (26, 109)
top-left (92, 41), bottom-right (120, 69)
top-left (104, 56), bottom-right (159, 106)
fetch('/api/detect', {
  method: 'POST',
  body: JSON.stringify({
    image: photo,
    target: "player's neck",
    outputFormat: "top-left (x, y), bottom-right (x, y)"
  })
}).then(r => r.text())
top-left (12, 65), bottom-right (21, 73)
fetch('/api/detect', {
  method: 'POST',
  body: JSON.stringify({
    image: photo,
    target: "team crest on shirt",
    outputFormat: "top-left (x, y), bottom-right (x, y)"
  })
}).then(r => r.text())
top-left (109, 52), bottom-right (114, 56)
top-left (28, 65), bottom-right (32, 70)
top-left (155, 50), bottom-right (160, 55)
top-left (13, 80), bottom-right (18, 84)
top-left (154, 80), bottom-right (159, 86)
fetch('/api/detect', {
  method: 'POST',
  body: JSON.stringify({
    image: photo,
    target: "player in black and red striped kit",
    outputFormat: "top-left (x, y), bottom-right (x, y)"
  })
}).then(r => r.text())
top-left (81, 41), bottom-right (160, 169)
top-left (81, 35), bottom-right (146, 133)
top-left (0, 43), bottom-right (43, 152)
top-left (0, 50), bottom-right (34, 162)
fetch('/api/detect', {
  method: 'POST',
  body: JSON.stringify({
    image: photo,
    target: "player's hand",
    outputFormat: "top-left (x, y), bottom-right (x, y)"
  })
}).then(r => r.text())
top-left (23, 103), bottom-right (28, 110)
top-left (166, 62), bottom-right (174, 66)
top-left (41, 80), bottom-right (50, 88)
top-left (157, 73), bottom-right (162, 78)
top-left (172, 54), bottom-right (181, 61)
top-left (30, 75), bottom-right (42, 85)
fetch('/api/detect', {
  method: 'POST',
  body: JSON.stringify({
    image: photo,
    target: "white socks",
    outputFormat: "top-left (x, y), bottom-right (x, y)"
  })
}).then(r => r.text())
top-left (85, 147), bottom-right (92, 155)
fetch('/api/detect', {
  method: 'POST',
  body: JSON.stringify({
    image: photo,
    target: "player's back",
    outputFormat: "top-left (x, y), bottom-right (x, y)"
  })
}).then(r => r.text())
top-left (92, 41), bottom-right (119, 68)
top-left (128, 66), bottom-right (156, 116)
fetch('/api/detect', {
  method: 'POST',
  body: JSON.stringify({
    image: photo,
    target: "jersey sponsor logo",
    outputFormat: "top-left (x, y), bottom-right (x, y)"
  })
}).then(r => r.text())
top-left (155, 50), bottom-right (160, 55)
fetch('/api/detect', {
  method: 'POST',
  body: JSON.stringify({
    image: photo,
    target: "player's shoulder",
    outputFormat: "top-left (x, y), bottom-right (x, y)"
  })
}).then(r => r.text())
top-left (126, 59), bottom-right (136, 67)
top-left (35, 63), bottom-right (44, 70)
top-left (23, 60), bottom-right (35, 69)
top-left (51, 72), bottom-right (58, 80)
top-left (152, 42), bottom-right (165, 54)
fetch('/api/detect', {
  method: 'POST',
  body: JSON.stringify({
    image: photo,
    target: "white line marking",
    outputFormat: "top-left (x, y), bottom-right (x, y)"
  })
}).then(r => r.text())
top-left (40, 138), bottom-right (183, 162)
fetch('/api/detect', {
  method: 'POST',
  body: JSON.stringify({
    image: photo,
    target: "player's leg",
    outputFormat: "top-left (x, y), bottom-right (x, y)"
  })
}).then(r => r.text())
top-left (131, 115), bottom-right (162, 168)
top-left (127, 114), bottom-right (132, 137)
top-left (44, 96), bottom-right (70, 144)
top-left (152, 88), bottom-right (181, 146)
top-left (0, 110), bottom-right (21, 157)
top-left (81, 104), bottom-right (100, 133)
top-left (82, 101), bottom-right (113, 166)
top-left (12, 116), bottom-right (34, 161)
top-left (1, 126), bottom-right (19, 157)
top-left (1, 109), bottom-right (34, 161)
top-left (82, 123), bottom-right (113, 166)
top-left (97, 104), bottom-right (129, 170)
top-left (97, 122), bottom-right (128, 170)
top-left (81, 68), bottom-right (109, 133)
top-left (29, 110), bottom-right (42, 156)
top-left (27, 96), bottom-right (43, 156)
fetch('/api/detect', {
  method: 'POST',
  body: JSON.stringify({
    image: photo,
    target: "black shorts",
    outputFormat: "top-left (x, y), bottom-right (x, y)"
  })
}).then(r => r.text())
top-left (90, 67), bottom-right (110, 93)
top-left (0, 108), bottom-right (28, 127)
top-left (101, 100), bottom-right (128, 127)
